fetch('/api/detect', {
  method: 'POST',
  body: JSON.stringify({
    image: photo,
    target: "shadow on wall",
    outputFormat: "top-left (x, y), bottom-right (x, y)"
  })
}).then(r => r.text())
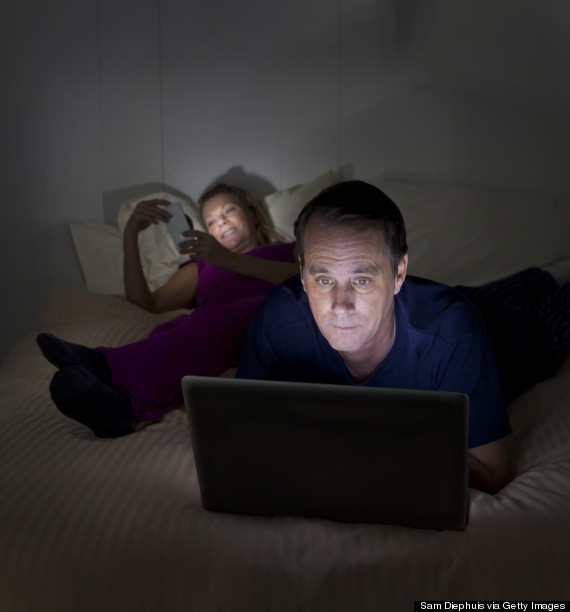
top-left (201, 166), bottom-right (277, 201)
top-left (102, 168), bottom-right (278, 226)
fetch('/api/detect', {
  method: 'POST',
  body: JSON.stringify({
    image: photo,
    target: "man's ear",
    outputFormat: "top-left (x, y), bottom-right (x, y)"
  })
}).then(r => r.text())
top-left (298, 255), bottom-right (307, 293)
top-left (394, 254), bottom-right (408, 295)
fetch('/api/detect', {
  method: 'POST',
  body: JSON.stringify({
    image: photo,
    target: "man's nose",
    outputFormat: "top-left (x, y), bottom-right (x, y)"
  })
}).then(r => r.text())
top-left (331, 285), bottom-right (355, 314)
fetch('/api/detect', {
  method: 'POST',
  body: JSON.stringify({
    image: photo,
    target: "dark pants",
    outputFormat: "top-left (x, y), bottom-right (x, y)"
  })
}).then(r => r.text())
top-left (457, 268), bottom-right (569, 403)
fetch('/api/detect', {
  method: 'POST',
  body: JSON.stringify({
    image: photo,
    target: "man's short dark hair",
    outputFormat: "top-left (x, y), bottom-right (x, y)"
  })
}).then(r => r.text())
top-left (293, 180), bottom-right (408, 276)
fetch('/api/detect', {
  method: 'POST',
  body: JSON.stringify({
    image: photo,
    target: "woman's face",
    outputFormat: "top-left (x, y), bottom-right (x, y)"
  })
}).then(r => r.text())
top-left (201, 193), bottom-right (259, 253)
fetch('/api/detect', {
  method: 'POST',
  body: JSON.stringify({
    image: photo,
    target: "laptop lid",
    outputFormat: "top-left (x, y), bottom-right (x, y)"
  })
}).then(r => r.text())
top-left (182, 375), bottom-right (469, 530)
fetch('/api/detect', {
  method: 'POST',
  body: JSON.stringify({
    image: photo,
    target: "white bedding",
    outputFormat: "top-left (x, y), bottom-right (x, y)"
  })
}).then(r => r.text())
top-left (1, 287), bottom-right (569, 611)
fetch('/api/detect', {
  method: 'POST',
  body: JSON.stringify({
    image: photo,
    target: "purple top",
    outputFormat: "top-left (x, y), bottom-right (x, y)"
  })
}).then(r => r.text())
top-left (101, 240), bottom-right (297, 421)
top-left (192, 242), bottom-right (297, 307)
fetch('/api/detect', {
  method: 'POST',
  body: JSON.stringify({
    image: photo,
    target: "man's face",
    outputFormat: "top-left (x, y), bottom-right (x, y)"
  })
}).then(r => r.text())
top-left (300, 217), bottom-right (407, 363)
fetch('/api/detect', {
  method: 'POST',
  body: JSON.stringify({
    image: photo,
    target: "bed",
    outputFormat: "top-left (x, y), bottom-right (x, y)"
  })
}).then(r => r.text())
top-left (1, 174), bottom-right (569, 611)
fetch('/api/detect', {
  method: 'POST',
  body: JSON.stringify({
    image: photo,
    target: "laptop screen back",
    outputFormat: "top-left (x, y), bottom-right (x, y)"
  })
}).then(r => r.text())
top-left (182, 376), bottom-right (469, 530)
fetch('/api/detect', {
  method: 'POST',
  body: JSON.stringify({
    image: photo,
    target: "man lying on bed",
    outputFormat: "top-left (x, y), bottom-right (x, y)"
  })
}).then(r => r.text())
top-left (237, 180), bottom-right (569, 494)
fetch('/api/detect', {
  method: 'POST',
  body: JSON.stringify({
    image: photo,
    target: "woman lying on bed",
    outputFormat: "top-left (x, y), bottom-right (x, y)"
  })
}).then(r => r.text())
top-left (37, 184), bottom-right (299, 437)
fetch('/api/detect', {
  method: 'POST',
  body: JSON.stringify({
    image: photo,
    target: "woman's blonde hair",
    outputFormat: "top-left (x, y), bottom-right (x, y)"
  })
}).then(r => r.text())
top-left (198, 183), bottom-right (284, 246)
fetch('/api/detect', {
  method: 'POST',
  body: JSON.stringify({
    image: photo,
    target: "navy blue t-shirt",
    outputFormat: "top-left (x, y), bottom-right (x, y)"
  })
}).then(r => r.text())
top-left (237, 274), bottom-right (511, 449)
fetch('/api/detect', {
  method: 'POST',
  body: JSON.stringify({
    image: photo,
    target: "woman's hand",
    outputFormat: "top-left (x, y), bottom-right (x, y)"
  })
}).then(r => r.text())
top-left (124, 199), bottom-right (172, 236)
top-left (178, 230), bottom-right (236, 269)
top-left (123, 199), bottom-right (200, 313)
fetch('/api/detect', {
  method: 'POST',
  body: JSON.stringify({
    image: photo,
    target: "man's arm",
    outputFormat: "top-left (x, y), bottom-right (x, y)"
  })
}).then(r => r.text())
top-left (432, 314), bottom-right (512, 494)
top-left (468, 436), bottom-right (511, 494)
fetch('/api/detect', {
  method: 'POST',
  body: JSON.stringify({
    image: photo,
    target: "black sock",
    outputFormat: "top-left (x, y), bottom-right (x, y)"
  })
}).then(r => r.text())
top-left (37, 333), bottom-right (112, 385)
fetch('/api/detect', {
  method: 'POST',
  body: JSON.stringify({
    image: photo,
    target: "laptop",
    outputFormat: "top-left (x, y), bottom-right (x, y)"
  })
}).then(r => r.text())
top-left (182, 375), bottom-right (469, 530)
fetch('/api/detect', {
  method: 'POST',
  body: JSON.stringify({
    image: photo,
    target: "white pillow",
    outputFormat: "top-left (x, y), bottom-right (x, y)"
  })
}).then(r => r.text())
top-left (263, 170), bottom-right (338, 240)
top-left (69, 223), bottom-right (124, 295)
top-left (117, 192), bottom-right (201, 291)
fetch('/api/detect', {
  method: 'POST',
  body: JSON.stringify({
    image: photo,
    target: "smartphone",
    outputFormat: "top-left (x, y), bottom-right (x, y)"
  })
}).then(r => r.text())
top-left (167, 201), bottom-right (193, 251)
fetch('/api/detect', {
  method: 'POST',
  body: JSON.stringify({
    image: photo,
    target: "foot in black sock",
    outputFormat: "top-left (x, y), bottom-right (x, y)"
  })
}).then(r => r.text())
top-left (37, 333), bottom-right (112, 384)
top-left (49, 365), bottom-right (135, 438)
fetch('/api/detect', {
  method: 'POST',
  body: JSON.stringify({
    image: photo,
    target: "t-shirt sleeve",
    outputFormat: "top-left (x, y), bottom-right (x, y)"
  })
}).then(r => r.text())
top-left (237, 275), bottom-right (319, 382)
top-left (236, 286), bottom-right (291, 380)
top-left (236, 332), bottom-right (275, 380)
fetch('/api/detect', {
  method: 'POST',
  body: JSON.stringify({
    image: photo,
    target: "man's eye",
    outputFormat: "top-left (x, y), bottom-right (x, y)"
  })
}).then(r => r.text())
top-left (355, 279), bottom-right (370, 287)
top-left (317, 278), bottom-right (331, 286)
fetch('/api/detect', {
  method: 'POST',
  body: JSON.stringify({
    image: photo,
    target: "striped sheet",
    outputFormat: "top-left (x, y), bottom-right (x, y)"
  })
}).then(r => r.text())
top-left (1, 288), bottom-right (569, 612)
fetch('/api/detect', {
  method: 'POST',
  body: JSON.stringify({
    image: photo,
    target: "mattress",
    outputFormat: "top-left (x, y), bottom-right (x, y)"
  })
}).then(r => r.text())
top-left (1, 288), bottom-right (569, 611)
